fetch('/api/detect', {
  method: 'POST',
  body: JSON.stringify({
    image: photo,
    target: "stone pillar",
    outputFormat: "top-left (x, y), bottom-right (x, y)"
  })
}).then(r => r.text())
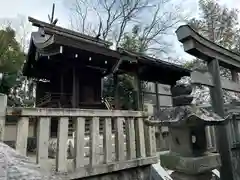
top-left (0, 94), bottom-right (7, 141)
top-left (160, 84), bottom-right (223, 180)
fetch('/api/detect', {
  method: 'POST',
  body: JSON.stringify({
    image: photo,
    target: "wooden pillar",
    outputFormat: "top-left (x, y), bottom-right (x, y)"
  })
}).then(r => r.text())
top-left (154, 82), bottom-right (161, 149)
top-left (138, 78), bottom-right (143, 111)
top-left (60, 73), bottom-right (64, 95)
top-left (133, 73), bottom-right (142, 111)
top-left (72, 67), bottom-right (77, 108)
top-left (113, 74), bottom-right (120, 109)
top-left (101, 78), bottom-right (103, 98)
top-left (60, 73), bottom-right (64, 106)
top-left (208, 59), bottom-right (234, 180)
top-left (155, 83), bottom-right (160, 112)
top-left (75, 73), bottom-right (79, 107)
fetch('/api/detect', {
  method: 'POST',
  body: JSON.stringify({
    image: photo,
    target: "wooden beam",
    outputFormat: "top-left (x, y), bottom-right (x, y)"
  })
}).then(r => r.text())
top-left (191, 70), bottom-right (240, 93)
top-left (155, 83), bottom-right (160, 112)
top-left (60, 73), bottom-right (64, 103)
top-left (75, 71), bottom-right (79, 107)
top-left (138, 79), bottom-right (143, 111)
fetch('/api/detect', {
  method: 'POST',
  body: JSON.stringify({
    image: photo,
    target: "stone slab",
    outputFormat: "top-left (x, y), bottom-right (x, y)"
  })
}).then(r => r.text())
top-left (160, 153), bottom-right (221, 174)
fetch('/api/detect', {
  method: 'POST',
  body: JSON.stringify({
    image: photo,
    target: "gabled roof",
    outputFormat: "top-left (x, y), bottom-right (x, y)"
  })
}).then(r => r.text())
top-left (24, 17), bottom-right (190, 85)
top-left (27, 17), bottom-right (120, 58)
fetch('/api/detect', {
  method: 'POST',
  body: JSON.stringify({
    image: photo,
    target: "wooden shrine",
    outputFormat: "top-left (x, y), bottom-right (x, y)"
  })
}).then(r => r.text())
top-left (24, 17), bottom-right (122, 109)
top-left (23, 17), bottom-right (190, 111)
top-left (23, 17), bottom-right (190, 137)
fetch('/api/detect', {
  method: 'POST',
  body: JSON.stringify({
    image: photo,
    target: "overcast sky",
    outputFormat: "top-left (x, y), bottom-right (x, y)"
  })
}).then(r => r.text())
top-left (0, 0), bottom-right (240, 62)
top-left (1, 0), bottom-right (239, 22)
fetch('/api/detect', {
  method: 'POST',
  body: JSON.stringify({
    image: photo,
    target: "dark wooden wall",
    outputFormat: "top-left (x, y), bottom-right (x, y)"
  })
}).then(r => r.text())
top-left (35, 66), bottom-right (104, 109)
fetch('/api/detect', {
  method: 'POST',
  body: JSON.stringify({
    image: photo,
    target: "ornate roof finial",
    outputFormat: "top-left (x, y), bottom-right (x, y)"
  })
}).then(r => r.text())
top-left (48, 3), bottom-right (58, 25)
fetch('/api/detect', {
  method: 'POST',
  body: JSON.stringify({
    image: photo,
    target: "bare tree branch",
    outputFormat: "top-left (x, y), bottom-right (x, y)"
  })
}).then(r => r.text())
top-left (133, 0), bottom-right (184, 56)
top-left (69, 0), bottom-right (187, 54)
top-left (75, 0), bottom-right (88, 33)
top-left (115, 0), bottom-right (152, 47)
top-left (70, 0), bottom-right (89, 33)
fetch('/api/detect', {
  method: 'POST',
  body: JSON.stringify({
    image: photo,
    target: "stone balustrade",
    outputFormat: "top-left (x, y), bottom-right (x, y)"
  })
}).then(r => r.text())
top-left (3, 104), bottom-right (157, 179)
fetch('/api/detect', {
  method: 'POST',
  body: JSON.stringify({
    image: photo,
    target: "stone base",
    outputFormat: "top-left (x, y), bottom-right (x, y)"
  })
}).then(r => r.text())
top-left (170, 171), bottom-right (213, 180)
top-left (160, 152), bottom-right (221, 175)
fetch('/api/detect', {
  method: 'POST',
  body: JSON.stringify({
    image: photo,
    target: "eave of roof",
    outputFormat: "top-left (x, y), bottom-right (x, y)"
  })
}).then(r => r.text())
top-left (118, 48), bottom-right (191, 76)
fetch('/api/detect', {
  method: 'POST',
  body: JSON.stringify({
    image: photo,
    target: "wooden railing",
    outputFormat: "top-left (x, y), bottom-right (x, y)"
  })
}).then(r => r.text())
top-left (5, 107), bottom-right (157, 179)
top-left (36, 92), bottom-right (72, 107)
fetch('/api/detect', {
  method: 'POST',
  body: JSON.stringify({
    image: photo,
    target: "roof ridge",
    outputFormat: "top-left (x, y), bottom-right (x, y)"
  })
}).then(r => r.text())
top-left (28, 16), bottom-right (113, 47)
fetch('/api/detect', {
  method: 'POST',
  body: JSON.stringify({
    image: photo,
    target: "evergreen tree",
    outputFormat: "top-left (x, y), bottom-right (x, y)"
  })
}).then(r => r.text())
top-left (0, 26), bottom-right (25, 96)
top-left (103, 26), bottom-right (146, 109)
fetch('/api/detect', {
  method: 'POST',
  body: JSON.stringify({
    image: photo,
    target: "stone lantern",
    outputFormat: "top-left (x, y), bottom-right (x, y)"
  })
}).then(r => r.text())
top-left (159, 84), bottom-right (226, 180)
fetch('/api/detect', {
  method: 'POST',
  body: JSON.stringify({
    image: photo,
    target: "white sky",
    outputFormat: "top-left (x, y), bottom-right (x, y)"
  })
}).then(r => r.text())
top-left (0, 0), bottom-right (69, 27)
top-left (0, 0), bottom-right (240, 62)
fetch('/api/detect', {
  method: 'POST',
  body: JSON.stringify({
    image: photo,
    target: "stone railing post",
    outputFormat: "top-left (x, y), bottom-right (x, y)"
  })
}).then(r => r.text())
top-left (0, 94), bottom-right (7, 141)
top-left (160, 84), bottom-right (223, 180)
